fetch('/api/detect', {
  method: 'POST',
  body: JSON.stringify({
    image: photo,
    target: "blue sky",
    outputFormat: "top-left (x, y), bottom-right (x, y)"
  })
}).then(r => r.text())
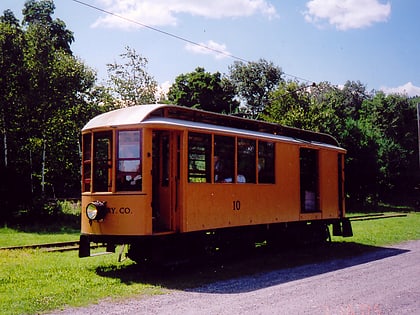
top-left (3, 0), bottom-right (420, 96)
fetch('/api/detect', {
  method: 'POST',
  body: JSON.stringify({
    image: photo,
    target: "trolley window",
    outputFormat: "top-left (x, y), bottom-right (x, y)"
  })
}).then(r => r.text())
top-left (82, 134), bottom-right (92, 192)
top-left (116, 130), bottom-right (142, 191)
top-left (237, 138), bottom-right (256, 183)
top-left (214, 135), bottom-right (235, 183)
top-left (188, 132), bottom-right (211, 183)
top-left (93, 131), bottom-right (112, 192)
top-left (258, 141), bottom-right (275, 184)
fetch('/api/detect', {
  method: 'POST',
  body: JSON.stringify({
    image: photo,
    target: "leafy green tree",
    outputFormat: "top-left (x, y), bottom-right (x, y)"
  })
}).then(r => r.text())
top-left (0, 1), bottom-right (99, 219)
top-left (106, 46), bottom-right (158, 106)
top-left (23, 0), bottom-right (73, 53)
top-left (229, 59), bottom-right (283, 118)
top-left (22, 0), bottom-right (79, 201)
top-left (168, 67), bottom-right (239, 113)
top-left (42, 52), bottom-right (97, 198)
top-left (0, 10), bottom-right (26, 166)
top-left (359, 93), bottom-right (419, 199)
top-left (262, 80), bottom-right (312, 129)
top-left (0, 10), bottom-right (28, 218)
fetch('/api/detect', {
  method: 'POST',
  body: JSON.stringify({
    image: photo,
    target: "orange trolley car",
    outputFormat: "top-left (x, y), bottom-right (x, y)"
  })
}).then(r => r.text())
top-left (79, 104), bottom-right (352, 261)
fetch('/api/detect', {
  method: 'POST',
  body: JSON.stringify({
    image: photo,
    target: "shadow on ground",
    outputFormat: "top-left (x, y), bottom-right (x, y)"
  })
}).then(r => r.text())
top-left (95, 241), bottom-right (409, 293)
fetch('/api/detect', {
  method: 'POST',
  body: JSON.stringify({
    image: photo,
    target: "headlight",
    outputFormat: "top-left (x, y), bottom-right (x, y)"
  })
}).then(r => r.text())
top-left (86, 201), bottom-right (107, 221)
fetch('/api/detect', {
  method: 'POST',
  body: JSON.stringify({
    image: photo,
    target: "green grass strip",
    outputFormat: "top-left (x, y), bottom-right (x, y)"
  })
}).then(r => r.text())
top-left (0, 212), bottom-right (418, 315)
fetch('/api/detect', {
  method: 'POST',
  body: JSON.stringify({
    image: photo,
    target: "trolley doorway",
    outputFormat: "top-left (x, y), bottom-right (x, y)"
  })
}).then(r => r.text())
top-left (152, 130), bottom-right (181, 233)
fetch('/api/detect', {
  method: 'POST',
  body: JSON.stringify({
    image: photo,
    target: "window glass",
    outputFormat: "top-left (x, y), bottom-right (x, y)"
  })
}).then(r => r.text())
top-left (188, 132), bottom-right (211, 183)
top-left (214, 135), bottom-right (235, 183)
top-left (82, 133), bottom-right (92, 192)
top-left (117, 130), bottom-right (142, 191)
top-left (237, 138), bottom-right (256, 183)
top-left (93, 131), bottom-right (112, 192)
top-left (258, 141), bottom-right (275, 184)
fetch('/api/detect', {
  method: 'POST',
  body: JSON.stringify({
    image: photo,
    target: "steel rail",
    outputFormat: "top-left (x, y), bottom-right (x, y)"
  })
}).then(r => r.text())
top-left (349, 213), bottom-right (407, 221)
top-left (0, 241), bottom-right (79, 252)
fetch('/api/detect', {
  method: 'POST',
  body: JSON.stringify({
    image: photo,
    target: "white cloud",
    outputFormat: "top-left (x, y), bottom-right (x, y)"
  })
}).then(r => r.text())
top-left (380, 82), bottom-right (420, 97)
top-left (185, 40), bottom-right (231, 59)
top-left (304, 0), bottom-right (391, 30)
top-left (92, 0), bottom-right (277, 30)
top-left (156, 80), bottom-right (172, 101)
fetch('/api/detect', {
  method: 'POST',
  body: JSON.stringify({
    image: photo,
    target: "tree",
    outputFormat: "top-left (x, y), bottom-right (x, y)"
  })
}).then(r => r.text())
top-left (0, 1), bottom-right (99, 219)
top-left (22, 0), bottom-right (74, 53)
top-left (168, 67), bottom-right (239, 113)
top-left (359, 93), bottom-right (419, 199)
top-left (262, 80), bottom-right (312, 129)
top-left (42, 51), bottom-right (97, 197)
top-left (106, 46), bottom-right (158, 106)
top-left (0, 10), bottom-right (26, 168)
top-left (229, 59), bottom-right (283, 118)
top-left (0, 10), bottom-right (27, 218)
top-left (22, 0), bottom-right (82, 202)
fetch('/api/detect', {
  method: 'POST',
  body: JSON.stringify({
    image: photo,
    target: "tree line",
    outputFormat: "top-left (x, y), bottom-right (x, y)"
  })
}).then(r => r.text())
top-left (1, 0), bottom-right (418, 222)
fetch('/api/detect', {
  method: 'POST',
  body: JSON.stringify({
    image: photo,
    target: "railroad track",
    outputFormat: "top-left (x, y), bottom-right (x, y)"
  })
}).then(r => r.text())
top-left (0, 241), bottom-right (81, 252)
top-left (0, 213), bottom-right (408, 252)
top-left (349, 213), bottom-right (408, 221)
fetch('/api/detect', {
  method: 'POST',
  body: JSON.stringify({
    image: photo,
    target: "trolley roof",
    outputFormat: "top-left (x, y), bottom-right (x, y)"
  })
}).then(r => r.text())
top-left (82, 104), bottom-right (342, 148)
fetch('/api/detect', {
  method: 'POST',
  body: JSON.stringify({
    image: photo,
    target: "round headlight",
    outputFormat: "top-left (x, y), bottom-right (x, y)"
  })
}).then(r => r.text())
top-left (86, 201), bottom-right (107, 221)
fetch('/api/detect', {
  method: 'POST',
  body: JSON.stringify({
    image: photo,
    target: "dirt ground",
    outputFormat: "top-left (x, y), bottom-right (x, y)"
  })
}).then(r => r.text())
top-left (52, 240), bottom-right (420, 315)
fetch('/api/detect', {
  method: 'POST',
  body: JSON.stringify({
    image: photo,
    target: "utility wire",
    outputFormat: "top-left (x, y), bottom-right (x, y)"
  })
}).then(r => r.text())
top-left (71, 0), bottom-right (314, 84)
top-left (71, 0), bottom-right (249, 63)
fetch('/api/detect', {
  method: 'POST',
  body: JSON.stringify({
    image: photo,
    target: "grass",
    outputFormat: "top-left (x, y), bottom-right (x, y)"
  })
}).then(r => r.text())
top-left (335, 212), bottom-right (420, 246)
top-left (0, 199), bottom-right (80, 247)
top-left (0, 226), bottom-right (79, 247)
top-left (0, 250), bottom-right (161, 315)
top-left (0, 211), bottom-right (419, 315)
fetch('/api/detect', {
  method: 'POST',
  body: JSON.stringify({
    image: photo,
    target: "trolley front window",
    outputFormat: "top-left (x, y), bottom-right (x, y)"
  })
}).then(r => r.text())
top-left (82, 134), bottom-right (92, 192)
top-left (93, 131), bottom-right (113, 192)
top-left (117, 130), bottom-right (142, 191)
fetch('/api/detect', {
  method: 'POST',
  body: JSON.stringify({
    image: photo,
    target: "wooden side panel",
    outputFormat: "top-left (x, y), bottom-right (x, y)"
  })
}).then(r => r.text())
top-left (276, 143), bottom-right (301, 221)
top-left (81, 194), bottom-right (152, 236)
top-left (319, 150), bottom-right (339, 219)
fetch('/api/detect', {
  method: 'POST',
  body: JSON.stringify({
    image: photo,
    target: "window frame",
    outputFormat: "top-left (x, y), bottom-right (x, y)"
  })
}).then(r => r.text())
top-left (187, 131), bottom-right (275, 185)
top-left (188, 132), bottom-right (212, 183)
top-left (116, 129), bottom-right (143, 192)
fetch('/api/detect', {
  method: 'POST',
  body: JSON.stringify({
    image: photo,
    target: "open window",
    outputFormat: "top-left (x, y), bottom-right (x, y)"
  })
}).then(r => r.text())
top-left (237, 138), bottom-right (256, 183)
top-left (82, 133), bottom-right (92, 192)
top-left (258, 140), bottom-right (275, 184)
top-left (214, 135), bottom-right (235, 183)
top-left (93, 131), bottom-right (113, 192)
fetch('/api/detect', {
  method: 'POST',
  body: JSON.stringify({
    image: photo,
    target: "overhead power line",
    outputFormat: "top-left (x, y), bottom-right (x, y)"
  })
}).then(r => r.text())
top-left (71, 0), bottom-right (314, 84)
top-left (71, 0), bottom-right (249, 62)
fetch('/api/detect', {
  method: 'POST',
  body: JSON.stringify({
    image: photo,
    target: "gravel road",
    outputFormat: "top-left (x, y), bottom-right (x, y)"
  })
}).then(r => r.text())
top-left (52, 240), bottom-right (420, 315)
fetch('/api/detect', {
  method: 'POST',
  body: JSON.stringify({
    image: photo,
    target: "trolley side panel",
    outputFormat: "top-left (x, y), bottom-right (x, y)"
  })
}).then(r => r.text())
top-left (81, 194), bottom-right (152, 236)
